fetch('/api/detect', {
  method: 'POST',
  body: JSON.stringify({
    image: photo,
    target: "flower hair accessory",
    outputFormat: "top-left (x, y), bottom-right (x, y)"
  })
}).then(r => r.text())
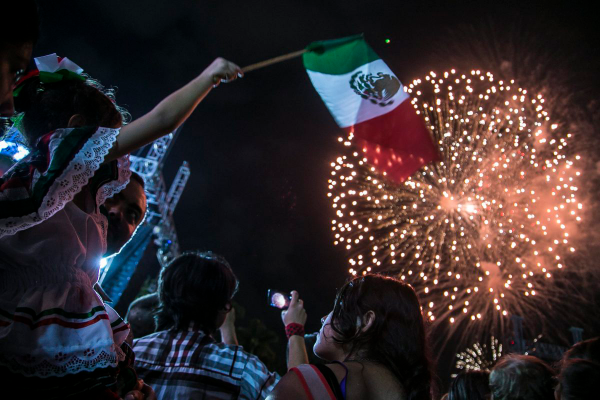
top-left (13, 53), bottom-right (85, 97)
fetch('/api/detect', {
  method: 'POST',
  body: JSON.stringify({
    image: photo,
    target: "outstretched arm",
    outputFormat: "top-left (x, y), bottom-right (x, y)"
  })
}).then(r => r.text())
top-left (106, 58), bottom-right (242, 161)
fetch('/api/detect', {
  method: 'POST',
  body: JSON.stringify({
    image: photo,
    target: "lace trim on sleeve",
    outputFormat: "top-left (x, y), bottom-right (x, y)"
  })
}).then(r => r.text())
top-left (0, 127), bottom-right (123, 238)
top-left (91, 154), bottom-right (132, 252)
top-left (0, 344), bottom-right (119, 377)
top-left (95, 154), bottom-right (132, 209)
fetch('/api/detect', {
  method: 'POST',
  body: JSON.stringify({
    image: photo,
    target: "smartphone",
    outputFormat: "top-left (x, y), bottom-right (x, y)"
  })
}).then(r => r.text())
top-left (268, 289), bottom-right (292, 309)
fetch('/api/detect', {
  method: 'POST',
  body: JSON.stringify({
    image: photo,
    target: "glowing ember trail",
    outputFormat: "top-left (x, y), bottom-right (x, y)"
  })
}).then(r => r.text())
top-left (328, 69), bottom-right (581, 332)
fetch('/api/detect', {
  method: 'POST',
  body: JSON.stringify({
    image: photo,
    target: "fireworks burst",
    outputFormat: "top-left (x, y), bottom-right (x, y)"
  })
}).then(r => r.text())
top-left (328, 69), bottom-right (581, 334)
top-left (455, 336), bottom-right (502, 372)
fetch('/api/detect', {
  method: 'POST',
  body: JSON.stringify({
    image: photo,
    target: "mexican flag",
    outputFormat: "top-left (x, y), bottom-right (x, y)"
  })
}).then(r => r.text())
top-left (303, 35), bottom-right (439, 183)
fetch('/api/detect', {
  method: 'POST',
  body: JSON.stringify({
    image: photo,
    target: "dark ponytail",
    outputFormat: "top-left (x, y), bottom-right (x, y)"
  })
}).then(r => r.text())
top-left (14, 76), bottom-right (129, 147)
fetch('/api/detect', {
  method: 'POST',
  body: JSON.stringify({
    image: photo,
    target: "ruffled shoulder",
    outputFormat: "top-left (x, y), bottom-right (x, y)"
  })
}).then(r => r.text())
top-left (0, 126), bottom-right (130, 238)
top-left (94, 155), bottom-right (131, 210)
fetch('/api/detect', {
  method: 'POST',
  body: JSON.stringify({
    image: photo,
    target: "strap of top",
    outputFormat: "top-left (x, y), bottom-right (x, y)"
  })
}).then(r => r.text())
top-left (330, 361), bottom-right (349, 399)
top-left (314, 363), bottom-right (346, 400)
top-left (290, 364), bottom-right (339, 400)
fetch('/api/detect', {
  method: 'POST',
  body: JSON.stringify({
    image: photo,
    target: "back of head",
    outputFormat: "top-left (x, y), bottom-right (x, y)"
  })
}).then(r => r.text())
top-left (448, 371), bottom-right (490, 400)
top-left (0, 1), bottom-right (40, 50)
top-left (14, 76), bottom-right (126, 146)
top-left (126, 292), bottom-right (159, 339)
top-left (330, 274), bottom-right (433, 400)
top-left (489, 354), bottom-right (555, 400)
top-left (156, 251), bottom-right (238, 333)
top-left (557, 358), bottom-right (600, 400)
top-left (562, 337), bottom-right (600, 364)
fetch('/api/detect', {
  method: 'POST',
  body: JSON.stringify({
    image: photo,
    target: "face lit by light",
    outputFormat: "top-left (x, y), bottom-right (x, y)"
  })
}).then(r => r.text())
top-left (313, 312), bottom-right (344, 361)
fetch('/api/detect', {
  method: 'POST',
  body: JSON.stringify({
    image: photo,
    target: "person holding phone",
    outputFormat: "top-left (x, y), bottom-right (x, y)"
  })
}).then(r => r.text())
top-left (281, 290), bottom-right (310, 369)
top-left (133, 251), bottom-right (309, 400)
top-left (267, 274), bottom-right (435, 400)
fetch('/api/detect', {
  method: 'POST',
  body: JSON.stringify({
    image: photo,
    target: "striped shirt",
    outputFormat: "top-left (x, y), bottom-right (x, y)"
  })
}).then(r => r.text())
top-left (133, 323), bottom-right (280, 399)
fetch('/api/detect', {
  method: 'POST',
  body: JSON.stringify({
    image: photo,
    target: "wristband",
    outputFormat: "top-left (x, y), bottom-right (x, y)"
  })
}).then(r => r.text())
top-left (285, 323), bottom-right (305, 339)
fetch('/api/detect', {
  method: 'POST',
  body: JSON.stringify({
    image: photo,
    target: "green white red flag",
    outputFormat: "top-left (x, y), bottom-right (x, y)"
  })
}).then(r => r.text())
top-left (303, 35), bottom-right (439, 183)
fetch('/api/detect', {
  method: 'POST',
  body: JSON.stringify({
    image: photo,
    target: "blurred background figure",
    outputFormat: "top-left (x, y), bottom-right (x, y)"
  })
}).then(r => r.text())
top-left (126, 292), bottom-right (159, 339)
top-left (554, 336), bottom-right (600, 400)
top-left (561, 336), bottom-right (600, 363)
top-left (554, 358), bottom-right (600, 400)
top-left (489, 354), bottom-right (554, 400)
top-left (447, 370), bottom-right (490, 400)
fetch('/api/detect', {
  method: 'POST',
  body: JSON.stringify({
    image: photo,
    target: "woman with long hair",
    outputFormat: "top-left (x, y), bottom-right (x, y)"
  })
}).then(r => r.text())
top-left (268, 274), bottom-right (435, 400)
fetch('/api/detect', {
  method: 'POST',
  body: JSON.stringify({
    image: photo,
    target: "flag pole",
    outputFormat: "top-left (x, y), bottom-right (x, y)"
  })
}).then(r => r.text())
top-left (241, 49), bottom-right (307, 73)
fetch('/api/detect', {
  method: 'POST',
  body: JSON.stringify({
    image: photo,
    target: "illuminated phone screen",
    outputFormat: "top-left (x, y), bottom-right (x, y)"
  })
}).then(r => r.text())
top-left (268, 290), bottom-right (291, 309)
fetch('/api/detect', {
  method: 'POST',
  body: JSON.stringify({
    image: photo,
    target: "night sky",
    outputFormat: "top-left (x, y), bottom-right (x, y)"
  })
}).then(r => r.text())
top-left (32, 0), bottom-right (599, 384)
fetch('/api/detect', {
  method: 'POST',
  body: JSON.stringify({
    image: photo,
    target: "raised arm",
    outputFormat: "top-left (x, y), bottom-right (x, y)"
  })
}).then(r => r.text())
top-left (106, 58), bottom-right (242, 161)
top-left (282, 290), bottom-right (309, 369)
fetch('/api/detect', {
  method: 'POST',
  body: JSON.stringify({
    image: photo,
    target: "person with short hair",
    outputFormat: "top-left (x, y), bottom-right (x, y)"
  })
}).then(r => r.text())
top-left (554, 336), bottom-right (600, 400)
top-left (554, 358), bottom-right (600, 400)
top-left (133, 251), bottom-right (308, 399)
top-left (561, 336), bottom-right (600, 364)
top-left (447, 370), bottom-right (490, 400)
top-left (102, 171), bottom-right (148, 256)
top-left (93, 172), bottom-right (148, 305)
top-left (489, 354), bottom-right (555, 400)
top-left (125, 292), bottom-right (159, 339)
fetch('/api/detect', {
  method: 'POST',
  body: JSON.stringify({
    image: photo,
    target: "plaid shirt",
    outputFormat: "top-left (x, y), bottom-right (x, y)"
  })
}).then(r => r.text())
top-left (133, 323), bottom-right (280, 400)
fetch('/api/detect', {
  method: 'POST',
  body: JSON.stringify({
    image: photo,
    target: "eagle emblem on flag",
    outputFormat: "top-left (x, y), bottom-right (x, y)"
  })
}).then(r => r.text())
top-left (349, 71), bottom-right (401, 107)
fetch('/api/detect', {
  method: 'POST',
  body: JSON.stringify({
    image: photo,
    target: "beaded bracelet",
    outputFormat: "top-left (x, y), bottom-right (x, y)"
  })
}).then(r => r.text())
top-left (285, 323), bottom-right (305, 339)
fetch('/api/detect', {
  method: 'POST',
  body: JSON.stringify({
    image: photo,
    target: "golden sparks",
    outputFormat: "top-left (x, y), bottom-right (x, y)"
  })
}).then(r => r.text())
top-left (328, 69), bottom-right (581, 327)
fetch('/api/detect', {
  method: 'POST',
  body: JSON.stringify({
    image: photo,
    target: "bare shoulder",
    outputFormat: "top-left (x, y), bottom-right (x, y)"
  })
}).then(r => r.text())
top-left (362, 364), bottom-right (407, 400)
top-left (341, 362), bottom-right (407, 400)
top-left (266, 369), bottom-right (309, 400)
top-left (323, 362), bottom-right (351, 381)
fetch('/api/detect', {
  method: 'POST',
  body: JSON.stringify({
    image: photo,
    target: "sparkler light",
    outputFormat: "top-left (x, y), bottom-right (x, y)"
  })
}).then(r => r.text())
top-left (455, 336), bottom-right (502, 372)
top-left (328, 69), bottom-right (581, 333)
